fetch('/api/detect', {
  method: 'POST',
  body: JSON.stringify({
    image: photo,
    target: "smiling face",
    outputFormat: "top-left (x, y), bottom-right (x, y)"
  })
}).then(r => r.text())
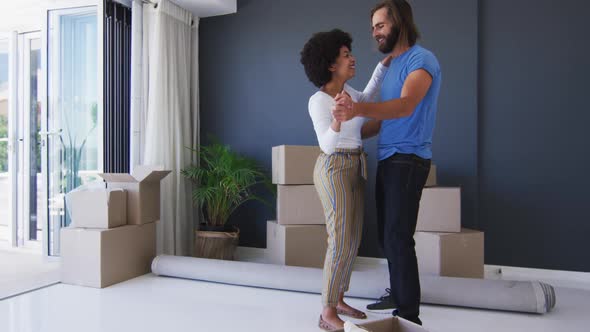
top-left (372, 6), bottom-right (400, 54)
top-left (329, 46), bottom-right (356, 82)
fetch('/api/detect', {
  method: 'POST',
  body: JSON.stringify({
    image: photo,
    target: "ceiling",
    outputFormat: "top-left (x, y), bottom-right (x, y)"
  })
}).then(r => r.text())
top-left (169, 0), bottom-right (236, 18)
top-left (0, 0), bottom-right (236, 32)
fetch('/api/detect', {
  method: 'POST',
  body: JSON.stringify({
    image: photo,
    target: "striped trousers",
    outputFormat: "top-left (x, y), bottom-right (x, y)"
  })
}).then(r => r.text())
top-left (313, 148), bottom-right (368, 307)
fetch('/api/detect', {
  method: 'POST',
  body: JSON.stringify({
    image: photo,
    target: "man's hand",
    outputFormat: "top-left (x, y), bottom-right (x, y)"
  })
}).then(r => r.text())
top-left (332, 91), bottom-right (356, 122)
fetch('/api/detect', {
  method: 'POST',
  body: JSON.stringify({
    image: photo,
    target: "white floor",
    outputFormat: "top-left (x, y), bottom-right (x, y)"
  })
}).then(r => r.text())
top-left (2, 273), bottom-right (589, 332)
top-left (1, 249), bottom-right (589, 332)
top-left (0, 249), bottom-right (60, 300)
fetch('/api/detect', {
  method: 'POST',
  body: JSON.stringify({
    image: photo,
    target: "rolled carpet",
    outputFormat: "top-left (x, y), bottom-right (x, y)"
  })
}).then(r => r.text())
top-left (151, 255), bottom-right (555, 314)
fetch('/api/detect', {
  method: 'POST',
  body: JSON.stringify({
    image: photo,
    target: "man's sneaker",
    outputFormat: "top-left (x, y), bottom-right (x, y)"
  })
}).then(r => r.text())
top-left (366, 288), bottom-right (397, 313)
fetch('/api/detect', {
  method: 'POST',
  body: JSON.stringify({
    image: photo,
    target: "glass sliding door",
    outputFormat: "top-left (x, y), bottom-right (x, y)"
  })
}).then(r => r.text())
top-left (46, 6), bottom-right (99, 256)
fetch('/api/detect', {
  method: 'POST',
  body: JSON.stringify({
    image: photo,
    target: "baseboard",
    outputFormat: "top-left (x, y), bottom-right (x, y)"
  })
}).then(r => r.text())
top-left (236, 246), bottom-right (590, 289)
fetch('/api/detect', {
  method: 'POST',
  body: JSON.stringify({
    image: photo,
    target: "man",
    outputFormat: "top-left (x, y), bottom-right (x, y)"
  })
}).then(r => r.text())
top-left (332, 0), bottom-right (442, 325)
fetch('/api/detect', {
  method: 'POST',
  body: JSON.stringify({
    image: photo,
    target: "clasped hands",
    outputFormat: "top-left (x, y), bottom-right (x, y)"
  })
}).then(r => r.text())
top-left (332, 91), bottom-right (357, 122)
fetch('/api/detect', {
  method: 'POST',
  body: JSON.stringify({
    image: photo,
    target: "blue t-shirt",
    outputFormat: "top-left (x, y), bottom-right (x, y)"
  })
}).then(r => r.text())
top-left (378, 45), bottom-right (441, 161)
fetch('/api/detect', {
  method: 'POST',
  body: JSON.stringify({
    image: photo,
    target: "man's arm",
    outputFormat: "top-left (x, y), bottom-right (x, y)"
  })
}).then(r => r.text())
top-left (333, 69), bottom-right (433, 121)
top-left (361, 119), bottom-right (381, 139)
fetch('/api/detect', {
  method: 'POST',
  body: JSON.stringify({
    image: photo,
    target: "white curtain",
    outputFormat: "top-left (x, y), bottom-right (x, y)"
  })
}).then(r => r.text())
top-left (130, 0), bottom-right (199, 256)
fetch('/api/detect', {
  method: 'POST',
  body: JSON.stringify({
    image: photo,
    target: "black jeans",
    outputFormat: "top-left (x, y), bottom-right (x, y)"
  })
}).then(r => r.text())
top-left (376, 153), bottom-right (431, 325)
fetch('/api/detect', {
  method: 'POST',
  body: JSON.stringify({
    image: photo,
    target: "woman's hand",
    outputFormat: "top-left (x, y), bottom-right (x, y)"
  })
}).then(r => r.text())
top-left (381, 54), bottom-right (395, 67)
top-left (333, 92), bottom-right (355, 122)
top-left (330, 118), bottom-right (342, 132)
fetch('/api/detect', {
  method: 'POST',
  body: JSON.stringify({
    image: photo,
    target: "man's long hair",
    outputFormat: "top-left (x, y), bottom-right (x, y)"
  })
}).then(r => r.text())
top-left (371, 0), bottom-right (420, 47)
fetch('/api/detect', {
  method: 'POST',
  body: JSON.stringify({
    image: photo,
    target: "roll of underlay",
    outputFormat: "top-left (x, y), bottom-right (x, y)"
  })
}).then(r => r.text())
top-left (151, 255), bottom-right (556, 314)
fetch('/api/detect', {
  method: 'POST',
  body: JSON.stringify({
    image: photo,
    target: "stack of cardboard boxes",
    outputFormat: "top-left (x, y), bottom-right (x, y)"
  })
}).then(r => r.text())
top-left (267, 145), bottom-right (327, 268)
top-left (267, 145), bottom-right (484, 278)
top-left (415, 167), bottom-right (485, 279)
top-left (60, 166), bottom-right (170, 288)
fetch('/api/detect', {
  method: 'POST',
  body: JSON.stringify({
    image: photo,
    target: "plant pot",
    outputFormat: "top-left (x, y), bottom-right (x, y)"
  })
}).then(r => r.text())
top-left (193, 224), bottom-right (239, 260)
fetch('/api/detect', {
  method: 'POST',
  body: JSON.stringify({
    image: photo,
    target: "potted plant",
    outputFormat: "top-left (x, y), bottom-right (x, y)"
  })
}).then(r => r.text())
top-left (182, 141), bottom-right (273, 260)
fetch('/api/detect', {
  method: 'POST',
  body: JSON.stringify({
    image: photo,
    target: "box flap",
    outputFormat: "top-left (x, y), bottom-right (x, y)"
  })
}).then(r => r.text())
top-left (131, 165), bottom-right (171, 182)
top-left (141, 170), bottom-right (171, 183)
top-left (99, 173), bottom-right (137, 183)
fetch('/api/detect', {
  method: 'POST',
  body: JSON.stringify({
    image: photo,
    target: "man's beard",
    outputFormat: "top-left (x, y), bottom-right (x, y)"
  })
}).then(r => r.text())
top-left (378, 26), bottom-right (400, 54)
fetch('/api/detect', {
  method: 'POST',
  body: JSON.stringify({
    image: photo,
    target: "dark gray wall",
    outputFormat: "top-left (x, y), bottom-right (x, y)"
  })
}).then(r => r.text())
top-left (479, 0), bottom-right (590, 272)
top-left (200, 0), bottom-right (589, 271)
top-left (200, 0), bottom-right (478, 258)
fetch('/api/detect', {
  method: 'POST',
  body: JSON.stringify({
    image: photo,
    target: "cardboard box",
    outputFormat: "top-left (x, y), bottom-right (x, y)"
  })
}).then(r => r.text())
top-left (334, 317), bottom-right (428, 332)
top-left (425, 164), bottom-right (437, 187)
top-left (277, 185), bottom-right (325, 225)
top-left (417, 187), bottom-right (461, 232)
top-left (266, 220), bottom-right (327, 268)
top-left (100, 166), bottom-right (171, 225)
top-left (67, 189), bottom-right (127, 229)
top-left (415, 228), bottom-right (484, 278)
top-left (60, 222), bottom-right (157, 288)
top-left (272, 145), bottom-right (321, 185)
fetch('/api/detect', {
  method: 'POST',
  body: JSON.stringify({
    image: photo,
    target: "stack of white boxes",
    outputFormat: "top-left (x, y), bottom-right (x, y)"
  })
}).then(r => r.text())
top-left (266, 145), bottom-right (328, 268)
top-left (415, 166), bottom-right (485, 278)
top-left (60, 166), bottom-right (170, 288)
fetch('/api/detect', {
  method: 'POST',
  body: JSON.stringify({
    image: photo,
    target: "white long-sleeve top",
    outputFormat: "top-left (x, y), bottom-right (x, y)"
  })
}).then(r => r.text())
top-left (308, 63), bottom-right (387, 155)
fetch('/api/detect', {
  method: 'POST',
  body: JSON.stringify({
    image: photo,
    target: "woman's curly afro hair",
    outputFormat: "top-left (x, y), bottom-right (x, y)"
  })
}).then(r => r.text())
top-left (300, 29), bottom-right (352, 88)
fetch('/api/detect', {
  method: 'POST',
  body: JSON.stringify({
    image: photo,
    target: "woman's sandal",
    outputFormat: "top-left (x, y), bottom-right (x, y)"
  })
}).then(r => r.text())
top-left (336, 307), bottom-right (367, 319)
top-left (318, 315), bottom-right (342, 331)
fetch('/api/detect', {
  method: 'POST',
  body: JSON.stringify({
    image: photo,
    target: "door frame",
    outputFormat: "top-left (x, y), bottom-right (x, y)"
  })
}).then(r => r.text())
top-left (17, 31), bottom-right (43, 250)
top-left (7, 31), bottom-right (18, 248)
top-left (41, 2), bottom-right (103, 257)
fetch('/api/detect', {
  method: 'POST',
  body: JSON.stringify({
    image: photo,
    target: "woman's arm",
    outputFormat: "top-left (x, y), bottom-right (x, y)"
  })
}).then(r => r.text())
top-left (349, 55), bottom-right (394, 103)
top-left (309, 95), bottom-right (340, 154)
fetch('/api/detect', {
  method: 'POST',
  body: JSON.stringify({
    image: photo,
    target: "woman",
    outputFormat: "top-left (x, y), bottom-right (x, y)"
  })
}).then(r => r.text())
top-left (300, 29), bottom-right (392, 330)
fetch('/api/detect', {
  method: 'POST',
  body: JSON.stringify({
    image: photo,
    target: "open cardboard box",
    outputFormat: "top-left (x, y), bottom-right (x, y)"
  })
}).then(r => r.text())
top-left (334, 317), bottom-right (428, 332)
top-left (99, 166), bottom-right (171, 225)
